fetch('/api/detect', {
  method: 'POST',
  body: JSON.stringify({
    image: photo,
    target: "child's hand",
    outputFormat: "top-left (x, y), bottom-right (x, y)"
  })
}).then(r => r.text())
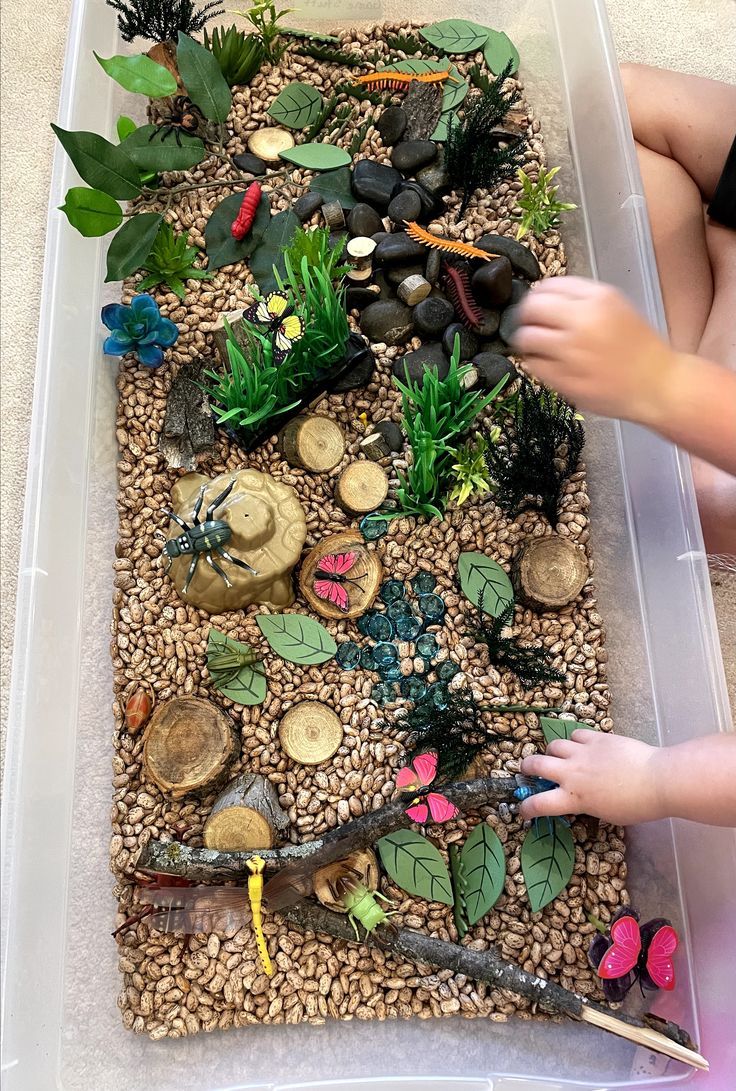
top-left (519, 730), bottom-right (665, 826)
top-left (512, 277), bottom-right (680, 427)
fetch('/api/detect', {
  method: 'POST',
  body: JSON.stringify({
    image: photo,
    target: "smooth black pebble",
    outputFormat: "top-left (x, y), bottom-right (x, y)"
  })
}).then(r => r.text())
top-left (352, 159), bottom-right (403, 210)
top-left (377, 106), bottom-right (408, 146)
top-left (360, 300), bottom-right (414, 346)
top-left (348, 203), bottom-right (384, 237)
top-left (393, 342), bottom-right (449, 384)
top-left (391, 140), bottom-right (438, 175)
top-left (442, 322), bottom-right (480, 360)
top-left (293, 191), bottom-right (324, 222)
top-left (471, 257), bottom-right (513, 308)
top-left (232, 151), bottom-right (267, 175)
top-left (387, 189), bottom-right (422, 226)
top-left (413, 296), bottom-right (455, 338)
top-left (374, 231), bottom-right (426, 266)
top-left (472, 352), bottom-right (516, 389)
top-left (476, 234), bottom-right (542, 280)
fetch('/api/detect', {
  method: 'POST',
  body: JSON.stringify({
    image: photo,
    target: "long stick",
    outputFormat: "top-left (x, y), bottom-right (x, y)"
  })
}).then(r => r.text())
top-left (282, 901), bottom-right (708, 1073)
top-left (138, 775), bottom-right (519, 881)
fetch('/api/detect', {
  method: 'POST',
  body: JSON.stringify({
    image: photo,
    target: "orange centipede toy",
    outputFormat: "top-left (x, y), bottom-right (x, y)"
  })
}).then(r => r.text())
top-left (354, 69), bottom-right (458, 92)
top-left (404, 221), bottom-right (500, 263)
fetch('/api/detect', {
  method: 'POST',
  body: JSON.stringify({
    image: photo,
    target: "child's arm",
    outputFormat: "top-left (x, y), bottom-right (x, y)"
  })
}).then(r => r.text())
top-left (514, 278), bottom-right (736, 475)
top-left (519, 731), bottom-right (736, 827)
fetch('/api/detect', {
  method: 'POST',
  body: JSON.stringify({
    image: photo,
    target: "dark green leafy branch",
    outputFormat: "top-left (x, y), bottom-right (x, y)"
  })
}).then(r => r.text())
top-left (466, 597), bottom-right (566, 689)
top-left (398, 690), bottom-right (505, 780)
top-left (105, 0), bottom-right (224, 43)
top-left (291, 42), bottom-right (363, 66)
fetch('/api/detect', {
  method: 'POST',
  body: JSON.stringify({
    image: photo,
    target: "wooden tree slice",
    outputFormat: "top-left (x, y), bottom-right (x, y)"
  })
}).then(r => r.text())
top-left (322, 200), bottom-right (346, 230)
top-left (142, 696), bottom-right (237, 800)
top-left (204, 773), bottom-right (289, 850)
top-left (513, 535), bottom-right (589, 610)
top-left (314, 849), bottom-right (380, 913)
top-left (211, 308), bottom-right (248, 365)
top-left (397, 274), bottom-right (431, 306)
top-left (280, 414), bottom-right (345, 472)
top-left (278, 701), bottom-right (344, 765)
top-left (300, 531), bottom-right (383, 620)
top-left (248, 126), bottom-right (295, 163)
top-left (334, 461), bottom-right (389, 516)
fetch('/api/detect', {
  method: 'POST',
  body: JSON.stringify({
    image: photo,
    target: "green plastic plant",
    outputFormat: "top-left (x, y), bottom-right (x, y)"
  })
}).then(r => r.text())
top-left (232, 0), bottom-right (293, 62)
top-left (137, 221), bottom-right (211, 297)
top-left (448, 429), bottom-right (499, 507)
top-left (203, 23), bottom-right (265, 85)
top-left (105, 0), bottom-right (223, 42)
top-left (281, 225), bottom-right (350, 284)
top-left (514, 166), bottom-right (576, 240)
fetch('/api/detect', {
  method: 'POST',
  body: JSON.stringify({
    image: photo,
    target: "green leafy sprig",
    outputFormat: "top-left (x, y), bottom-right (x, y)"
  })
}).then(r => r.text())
top-left (514, 166), bottom-right (577, 240)
top-left (233, 0), bottom-right (293, 62)
top-left (449, 430), bottom-right (498, 507)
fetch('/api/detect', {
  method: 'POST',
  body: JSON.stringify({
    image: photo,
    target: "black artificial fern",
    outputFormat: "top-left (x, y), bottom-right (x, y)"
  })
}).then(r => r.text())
top-left (483, 380), bottom-right (585, 524)
top-left (468, 598), bottom-right (565, 689)
top-left (292, 42), bottom-right (363, 66)
top-left (384, 32), bottom-right (437, 59)
top-left (445, 61), bottom-right (527, 213)
top-left (106, 0), bottom-right (224, 43)
top-left (401, 690), bottom-right (503, 780)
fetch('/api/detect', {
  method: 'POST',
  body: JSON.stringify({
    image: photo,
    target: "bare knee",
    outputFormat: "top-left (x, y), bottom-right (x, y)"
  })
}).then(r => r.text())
top-left (620, 63), bottom-right (668, 151)
top-left (692, 458), bottom-right (736, 556)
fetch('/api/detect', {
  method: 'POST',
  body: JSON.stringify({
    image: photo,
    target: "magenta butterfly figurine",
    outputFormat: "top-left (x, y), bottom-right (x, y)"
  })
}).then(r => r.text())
top-left (588, 907), bottom-right (678, 1003)
top-left (395, 751), bottom-right (459, 825)
top-left (313, 551), bottom-right (366, 612)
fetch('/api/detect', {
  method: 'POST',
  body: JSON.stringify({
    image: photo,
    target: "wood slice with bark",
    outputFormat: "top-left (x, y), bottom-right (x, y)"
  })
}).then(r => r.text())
top-left (278, 701), bottom-right (344, 765)
top-left (334, 461), bottom-right (389, 516)
top-left (142, 696), bottom-right (237, 800)
top-left (279, 414), bottom-right (345, 473)
top-left (212, 308), bottom-right (248, 365)
top-left (403, 80), bottom-right (443, 141)
top-left (248, 127), bottom-right (295, 163)
top-left (203, 773), bottom-right (289, 850)
top-left (313, 849), bottom-right (379, 913)
top-left (299, 530), bottom-right (383, 620)
top-left (160, 358), bottom-right (215, 470)
top-left (513, 535), bottom-right (589, 610)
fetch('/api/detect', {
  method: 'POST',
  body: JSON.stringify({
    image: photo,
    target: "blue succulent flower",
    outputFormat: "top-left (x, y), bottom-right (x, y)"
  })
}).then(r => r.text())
top-left (101, 293), bottom-right (179, 368)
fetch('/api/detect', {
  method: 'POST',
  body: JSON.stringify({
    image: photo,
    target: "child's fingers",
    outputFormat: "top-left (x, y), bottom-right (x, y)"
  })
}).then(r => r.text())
top-left (519, 753), bottom-right (565, 780)
top-left (518, 292), bottom-right (581, 331)
top-left (527, 276), bottom-right (600, 299)
top-left (544, 738), bottom-right (577, 759)
top-left (519, 788), bottom-right (573, 820)
top-left (511, 324), bottom-right (567, 359)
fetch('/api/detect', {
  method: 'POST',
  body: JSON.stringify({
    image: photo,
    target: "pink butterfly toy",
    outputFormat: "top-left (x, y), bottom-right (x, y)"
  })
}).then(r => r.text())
top-left (588, 907), bottom-right (678, 1003)
top-left (395, 751), bottom-right (459, 825)
top-left (313, 551), bottom-right (366, 612)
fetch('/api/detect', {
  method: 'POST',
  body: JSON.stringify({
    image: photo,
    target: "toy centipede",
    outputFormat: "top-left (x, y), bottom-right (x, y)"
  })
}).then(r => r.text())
top-left (354, 69), bottom-right (457, 92)
top-left (443, 262), bottom-right (484, 331)
top-left (404, 221), bottom-right (499, 263)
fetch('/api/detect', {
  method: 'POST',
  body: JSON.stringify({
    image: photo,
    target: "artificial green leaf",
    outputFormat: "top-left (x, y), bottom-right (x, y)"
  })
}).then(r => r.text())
top-left (249, 208), bottom-right (300, 291)
top-left (521, 818), bottom-right (575, 913)
top-left (419, 19), bottom-right (490, 55)
top-left (256, 612), bottom-right (337, 665)
top-left (121, 124), bottom-right (206, 172)
top-left (206, 628), bottom-right (267, 705)
top-left (431, 114), bottom-right (449, 142)
top-left (268, 82), bottom-right (323, 129)
top-left (51, 124), bottom-right (141, 200)
top-left (457, 551), bottom-right (514, 616)
top-left (483, 30), bottom-right (520, 75)
top-left (204, 189), bottom-right (272, 270)
top-left (378, 829), bottom-right (453, 905)
top-left (116, 115), bottom-right (138, 142)
top-left (177, 32), bottom-right (232, 122)
top-left (59, 186), bottom-right (123, 237)
top-left (94, 51), bottom-right (177, 97)
top-left (458, 822), bottom-right (506, 924)
top-left (105, 212), bottom-right (163, 282)
top-left (309, 166), bottom-right (357, 209)
top-left (383, 59), bottom-right (468, 113)
top-left (279, 142), bottom-right (352, 171)
top-left (540, 717), bottom-right (594, 745)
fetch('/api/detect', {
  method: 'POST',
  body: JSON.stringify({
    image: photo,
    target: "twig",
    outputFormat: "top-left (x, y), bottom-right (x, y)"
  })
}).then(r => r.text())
top-left (281, 900), bottom-right (709, 1072)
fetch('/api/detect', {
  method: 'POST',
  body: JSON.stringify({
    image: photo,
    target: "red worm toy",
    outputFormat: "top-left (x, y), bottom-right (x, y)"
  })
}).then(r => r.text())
top-left (231, 181), bottom-right (262, 240)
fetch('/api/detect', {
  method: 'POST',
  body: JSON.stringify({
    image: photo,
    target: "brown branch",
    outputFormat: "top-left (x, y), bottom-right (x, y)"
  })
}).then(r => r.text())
top-left (138, 775), bottom-right (519, 882)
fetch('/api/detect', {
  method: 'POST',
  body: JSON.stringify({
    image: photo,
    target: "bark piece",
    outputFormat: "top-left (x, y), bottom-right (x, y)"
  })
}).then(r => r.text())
top-left (278, 701), bottom-right (344, 765)
top-left (313, 849), bottom-right (379, 913)
top-left (403, 81), bottom-right (443, 141)
top-left (334, 461), bottom-right (389, 515)
top-left (211, 308), bottom-right (248, 365)
top-left (142, 697), bottom-right (237, 800)
top-left (279, 414), bottom-right (346, 472)
top-left (147, 40), bottom-right (185, 93)
top-left (248, 127), bottom-right (295, 163)
top-left (299, 530), bottom-right (383, 620)
top-left (513, 535), bottom-right (589, 610)
top-left (204, 773), bottom-right (289, 850)
top-left (160, 358), bottom-right (215, 471)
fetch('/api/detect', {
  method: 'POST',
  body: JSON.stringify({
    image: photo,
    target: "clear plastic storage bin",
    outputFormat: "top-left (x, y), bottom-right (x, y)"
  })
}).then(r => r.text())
top-left (2, 0), bottom-right (734, 1088)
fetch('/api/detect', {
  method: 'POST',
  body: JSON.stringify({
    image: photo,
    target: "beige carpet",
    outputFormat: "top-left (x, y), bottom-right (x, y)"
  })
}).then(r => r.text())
top-left (1, 0), bottom-right (735, 767)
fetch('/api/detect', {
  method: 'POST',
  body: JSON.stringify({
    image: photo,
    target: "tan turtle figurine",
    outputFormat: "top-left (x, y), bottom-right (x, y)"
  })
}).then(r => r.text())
top-left (163, 469), bottom-right (307, 613)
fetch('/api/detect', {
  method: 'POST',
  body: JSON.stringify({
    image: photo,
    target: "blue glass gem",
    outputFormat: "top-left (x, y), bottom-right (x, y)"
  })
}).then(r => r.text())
top-left (411, 571), bottom-right (436, 595)
top-left (336, 641), bottom-right (361, 669)
top-left (436, 659), bottom-right (459, 682)
top-left (426, 681), bottom-right (451, 710)
top-left (367, 612), bottom-right (394, 642)
top-left (415, 633), bottom-right (439, 661)
top-left (372, 641), bottom-right (399, 667)
top-left (378, 662), bottom-right (402, 682)
top-left (394, 613), bottom-right (422, 641)
top-left (360, 646), bottom-right (377, 670)
top-left (380, 579), bottom-right (405, 604)
top-left (400, 676), bottom-right (427, 701)
top-left (387, 599), bottom-right (412, 621)
top-left (417, 593), bottom-right (445, 623)
top-left (360, 515), bottom-right (387, 541)
top-left (371, 682), bottom-right (397, 706)
top-left (357, 611), bottom-right (376, 637)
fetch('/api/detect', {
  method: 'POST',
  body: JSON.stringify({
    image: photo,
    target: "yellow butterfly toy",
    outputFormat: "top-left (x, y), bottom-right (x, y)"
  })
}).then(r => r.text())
top-left (244, 291), bottom-right (305, 363)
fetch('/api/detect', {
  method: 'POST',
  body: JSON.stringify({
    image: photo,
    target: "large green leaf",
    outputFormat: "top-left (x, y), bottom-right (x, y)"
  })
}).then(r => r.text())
top-left (308, 166), bottom-right (357, 209)
top-left (457, 551), bottom-right (514, 616)
top-left (540, 716), bottom-right (595, 746)
top-left (59, 186), bottom-right (123, 237)
top-left (249, 208), bottom-right (300, 292)
top-left (51, 124), bottom-right (141, 200)
top-left (521, 818), bottom-right (575, 913)
top-left (94, 51), bottom-right (177, 97)
top-left (105, 212), bottom-right (163, 282)
top-left (383, 59), bottom-right (468, 113)
top-left (377, 829), bottom-right (453, 905)
top-left (279, 143), bottom-right (352, 171)
top-left (268, 82), bottom-right (323, 130)
top-left (116, 115), bottom-right (138, 142)
top-left (177, 32), bottom-right (232, 122)
top-left (207, 628), bottom-right (267, 705)
top-left (205, 189), bottom-right (271, 270)
top-left (483, 30), bottom-right (520, 75)
top-left (256, 613), bottom-right (336, 665)
top-left (458, 823), bottom-right (506, 924)
top-left (121, 124), bottom-right (206, 172)
top-left (419, 19), bottom-right (490, 55)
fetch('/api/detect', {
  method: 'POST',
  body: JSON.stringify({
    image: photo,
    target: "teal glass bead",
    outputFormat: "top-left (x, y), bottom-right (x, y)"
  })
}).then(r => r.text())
top-left (367, 612), bottom-right (394, 642)
top-left (380, 579), bottom-right (405, 604)
top-left (400, 676), bottom-right (427, 701)
top-left (378, 662), bottom-right (402, 682)
top-left (360, 515), bottom-right (387, 540)
top-left (436, 659), bottom-right (459, 681)
top-left (357, 611), bottom-right (376, 636)
top-left (426, 681), bottom-right (450, 709)
top-left (394, 613), bottom-right (422, 640)
top-left (387, 599), bottom-right (412, 621)
top-left (417, 593), bottom-right (445, 623)
top-left (373, 641), bottom-right (399, 667)
top-left (371, 682), bottom-right (396, 706)
top-left (360, 646), bottom-right (377, 670)
top-left (415, 633), bottom-right (438, 660)
top-left (411, 571), bottom-right (436, 594)
top-left (336, 641), bottom-right (361, 669)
